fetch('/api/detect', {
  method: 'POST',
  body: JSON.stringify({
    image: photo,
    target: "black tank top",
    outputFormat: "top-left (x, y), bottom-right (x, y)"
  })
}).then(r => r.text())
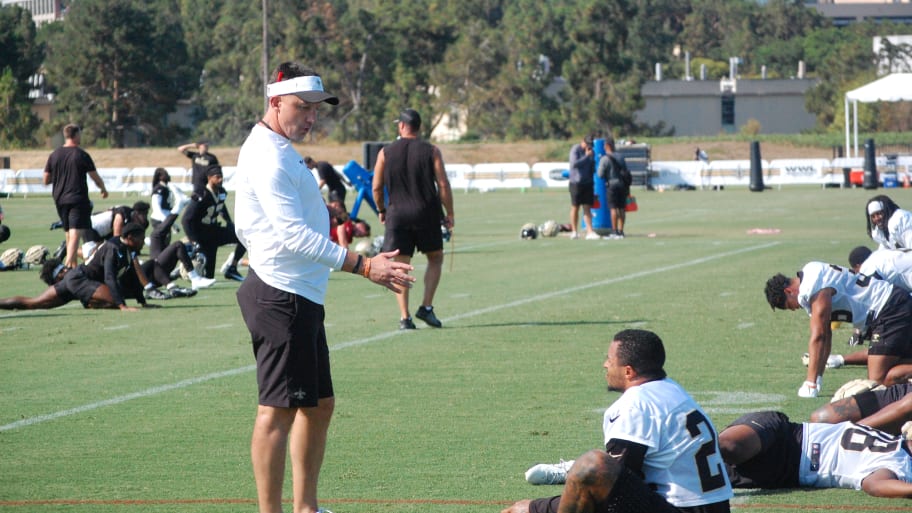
top-left (382, 138), bottom-right (442, 226)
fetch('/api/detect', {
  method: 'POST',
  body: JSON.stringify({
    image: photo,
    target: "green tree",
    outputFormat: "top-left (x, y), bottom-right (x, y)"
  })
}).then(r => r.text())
top-left (0, 68), bottom-right (40, 147)
top-left (43, 0), bottom-right (192, 146)
top-left (192, 0), bottom-right (264, 143)
top-left (0, 4), bottom-right (42, 147)
top-left (679, 0), bottom-right (759, 67)
top-left (802, 22), bottom-right (878, 131)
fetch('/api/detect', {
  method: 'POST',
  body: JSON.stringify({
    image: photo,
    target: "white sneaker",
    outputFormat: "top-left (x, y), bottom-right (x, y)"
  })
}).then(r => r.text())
top-left (585, 232), bottom-right (601, 240)
top-left (827, 354), bottom-right (845, 368)
top-left (525, 459), bottom-right (575, 485)
top-left (219, 251), bottom-right (235, 275)
top-left (190, 276), bottom-right (217, 290)
top-left (798, 380), bottom-right (819, 398)
top-left (570, 232), bottom-right (580, 240)
top-left (802, 353), bottom-right (844, 368)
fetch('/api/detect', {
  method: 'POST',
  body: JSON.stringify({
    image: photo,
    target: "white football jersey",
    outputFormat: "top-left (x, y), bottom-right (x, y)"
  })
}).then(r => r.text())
top-left (797, 261), bottom-right (894, 328)
top-left (872, 208), bottom-right (912, 250)
top-left (800, 422), bottom-right (912, 489)
top-left (858, 249), bottom-right (912, 292)
top-left (602, 378), bottom-right (733, 508)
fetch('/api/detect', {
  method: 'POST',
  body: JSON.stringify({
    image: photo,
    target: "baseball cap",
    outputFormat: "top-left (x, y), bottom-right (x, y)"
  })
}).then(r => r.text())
top-left (206, 164), bottom-right (223, 177)
top-left (266, 74), bottom-right (339, 105)
top-left (396, 109), bottom-right (421, 129)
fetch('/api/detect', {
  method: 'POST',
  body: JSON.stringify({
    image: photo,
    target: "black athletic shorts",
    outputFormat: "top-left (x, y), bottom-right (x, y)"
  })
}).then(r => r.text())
top-left (724, 411), bottom-right (801, 489)
top-left (855, 382), bottom-right (912, 418)
top-left (236, 268), bottom-right (333, 408)
top-left (868, 288), bottom-right (912, 358)
top-left (381, 220), bottom-right (442, 257)
top-left (56, 201), bottom-right (92, 231)
top-left (607, 184), bottom-right (628, 209)
top-left (569, 182), bottom-right (594, 207)
top-left (53, 266), bottom-right (102, 308)
top-left (602, 467), bottom-right (729, 513)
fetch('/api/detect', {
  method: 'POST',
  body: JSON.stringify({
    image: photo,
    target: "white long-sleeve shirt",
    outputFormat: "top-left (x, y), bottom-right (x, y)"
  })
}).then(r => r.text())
top-left (234, 124), bottom-right (346, 304)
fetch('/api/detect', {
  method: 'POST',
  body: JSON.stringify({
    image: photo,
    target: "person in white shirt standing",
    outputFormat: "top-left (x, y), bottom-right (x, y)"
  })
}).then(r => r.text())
top-left (233, 61), bottom-right (415, 513)
top-left (502, 329), bottom-right (732, 513)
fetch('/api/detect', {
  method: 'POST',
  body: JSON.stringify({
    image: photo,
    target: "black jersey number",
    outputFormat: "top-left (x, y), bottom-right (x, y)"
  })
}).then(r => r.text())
top-left (840, 425), bottom-right (901, 454)
top-left (685, 410), bottom-right (727, 492)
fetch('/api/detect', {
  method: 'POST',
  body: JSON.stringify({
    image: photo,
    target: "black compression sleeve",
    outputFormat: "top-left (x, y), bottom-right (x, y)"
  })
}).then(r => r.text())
top-left (604, 438), bottom-right (649, 477)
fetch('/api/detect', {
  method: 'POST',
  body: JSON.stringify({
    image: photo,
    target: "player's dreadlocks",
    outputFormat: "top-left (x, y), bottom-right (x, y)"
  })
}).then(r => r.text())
top-left (764, 273), bottom-right (792, 310)
top-left (866, 195), bottom-right (901, 244)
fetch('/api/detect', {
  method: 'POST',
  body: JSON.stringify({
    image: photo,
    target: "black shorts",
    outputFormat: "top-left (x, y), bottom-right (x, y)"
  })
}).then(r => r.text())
top-left (724, 411), bottom-right (801, 489)
top-left (601, 467), bottom-right (729, 513)
top-left (607, 184), bottom-right (628, 209)
top-left (328, 188), bottom-right (346, 204)
top-left (56, 202), bottom-right (92, 231)
top-left (868, 288), bottom-right (912, 358)
top-left (382, 220), bottom-right (442, 257)
top-left (855, 382), bottom-right (912, 417)
top-left (53, 267), bottom-right (102, 308)
top-left (569, 182), bottom-right (594, 207)
top-left (236, 268), bottom-right (333, 408)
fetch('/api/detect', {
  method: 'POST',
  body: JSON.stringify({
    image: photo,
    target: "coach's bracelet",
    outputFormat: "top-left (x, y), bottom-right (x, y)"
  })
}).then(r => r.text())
top-left (351, 254), bottom-right (363, 275)
top-left (361, 256), bottom-right (372, 278)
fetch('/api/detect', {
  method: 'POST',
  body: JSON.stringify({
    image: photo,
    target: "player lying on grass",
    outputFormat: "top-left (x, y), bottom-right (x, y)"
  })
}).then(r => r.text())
top-left (0, 223), bottom-right (160, 311)
top-left (718, 410), bottom-right (912, 499)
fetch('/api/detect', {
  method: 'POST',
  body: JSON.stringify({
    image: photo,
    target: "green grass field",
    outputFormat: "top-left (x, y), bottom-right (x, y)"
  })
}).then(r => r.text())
top-left (2, 185), bottom-right (911, 512)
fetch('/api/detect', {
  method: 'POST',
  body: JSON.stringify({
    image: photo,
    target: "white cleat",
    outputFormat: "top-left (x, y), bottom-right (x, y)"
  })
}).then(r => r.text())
top-left (525, 459), bottom-right (575, 485)
top-left (802, 353), bottom-right (844, 368)
top-left (190, 276), bottom-right (217, 290)
top-left (798, 380), bottom-right (819, 398)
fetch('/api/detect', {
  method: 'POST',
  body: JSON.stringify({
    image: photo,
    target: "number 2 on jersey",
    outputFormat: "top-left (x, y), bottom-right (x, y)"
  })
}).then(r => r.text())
top-left (685, 410), bottom-right (727, 492)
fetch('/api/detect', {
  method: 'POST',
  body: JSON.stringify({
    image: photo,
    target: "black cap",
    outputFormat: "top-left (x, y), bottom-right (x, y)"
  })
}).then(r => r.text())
top-left (206, 164), bottom-right (223, 177)
top-left (396, 109), bottom-right (421, 130)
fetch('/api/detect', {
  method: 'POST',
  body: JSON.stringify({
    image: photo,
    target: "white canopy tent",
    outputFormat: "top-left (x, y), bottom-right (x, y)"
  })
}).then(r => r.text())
top-left (845, 73), bottom-right (912, 157)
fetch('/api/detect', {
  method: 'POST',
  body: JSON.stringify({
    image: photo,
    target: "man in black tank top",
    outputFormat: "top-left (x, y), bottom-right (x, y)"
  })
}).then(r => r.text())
top-left (372, 109), bottom-right (455, 330)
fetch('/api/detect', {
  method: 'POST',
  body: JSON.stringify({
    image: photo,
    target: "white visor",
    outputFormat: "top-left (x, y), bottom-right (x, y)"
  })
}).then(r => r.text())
top-left (868, 201), bottom-right (884, 215)
top-left (266, 75), bottom-right (339, 105)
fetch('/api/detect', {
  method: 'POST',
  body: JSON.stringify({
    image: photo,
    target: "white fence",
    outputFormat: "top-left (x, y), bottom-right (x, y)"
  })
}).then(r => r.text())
top-left (3, 156), bottom-right (911, 196)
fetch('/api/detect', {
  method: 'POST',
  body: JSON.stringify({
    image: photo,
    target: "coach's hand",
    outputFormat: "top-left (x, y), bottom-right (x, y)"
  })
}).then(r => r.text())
top-left (366, 250), bottom-right (415, 292)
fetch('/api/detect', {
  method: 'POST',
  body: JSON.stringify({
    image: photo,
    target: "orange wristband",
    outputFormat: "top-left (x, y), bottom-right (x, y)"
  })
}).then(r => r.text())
top-left (361, 257), bottom-right (372, 278)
